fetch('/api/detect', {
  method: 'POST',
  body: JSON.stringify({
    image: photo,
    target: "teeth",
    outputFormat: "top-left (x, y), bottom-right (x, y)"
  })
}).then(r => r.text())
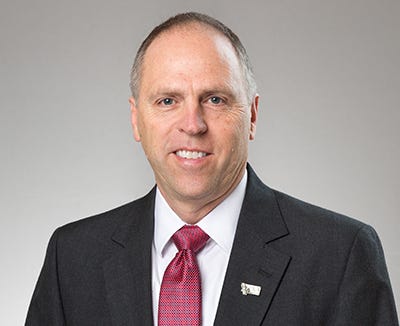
top-left (176, 150), bottom-right (207, 159)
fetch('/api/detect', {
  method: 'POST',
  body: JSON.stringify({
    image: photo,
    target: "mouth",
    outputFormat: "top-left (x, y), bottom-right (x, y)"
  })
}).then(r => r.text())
top-left (175, 150), bottom-right (209, 159)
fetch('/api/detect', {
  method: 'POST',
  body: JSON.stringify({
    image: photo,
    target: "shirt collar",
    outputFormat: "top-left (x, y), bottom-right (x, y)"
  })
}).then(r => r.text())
top-left (154, 170), bottom-right (247, 256)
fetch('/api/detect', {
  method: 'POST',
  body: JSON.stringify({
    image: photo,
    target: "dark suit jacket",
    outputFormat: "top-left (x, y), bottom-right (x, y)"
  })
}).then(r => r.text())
top-left (26, 165), bottom-right (398, 325)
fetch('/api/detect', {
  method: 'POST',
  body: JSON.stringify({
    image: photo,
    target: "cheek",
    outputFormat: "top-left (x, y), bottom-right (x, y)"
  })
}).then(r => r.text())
top-left (214, 122), bottom-right (248, 156)
top-left (223, 113), bottom-right (251, 140)
top-left (137, 119), bottom-right (156, 153)
top-left (139, 117), bottom-right (173, 156)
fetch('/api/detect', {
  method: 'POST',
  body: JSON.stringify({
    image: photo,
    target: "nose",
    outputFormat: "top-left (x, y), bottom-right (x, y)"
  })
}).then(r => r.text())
top-left (178, 102), bottom-right (208, 136)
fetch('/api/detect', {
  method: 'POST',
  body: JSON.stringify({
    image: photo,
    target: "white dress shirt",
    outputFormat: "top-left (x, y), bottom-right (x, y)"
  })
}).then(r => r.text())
top-left (152, 171), bottom-right (247, 326)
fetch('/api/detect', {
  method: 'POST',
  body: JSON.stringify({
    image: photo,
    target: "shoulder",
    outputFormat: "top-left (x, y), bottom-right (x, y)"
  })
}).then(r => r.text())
top-left (247, 164), bottom-right (368, 237)
top-left (50, 188), bottom-right (155, 253)
top-left (270, 188), bottom-right (381, 259)
top-left (247, 165), bottom-right (377, 252)
top-left (274, 189), bottom-right (366, 232)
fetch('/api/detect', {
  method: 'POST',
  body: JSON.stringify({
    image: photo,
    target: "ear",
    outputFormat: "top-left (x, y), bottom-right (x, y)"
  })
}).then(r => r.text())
top-left (249, 94), bottom-right (259, 140)
top-left (129, 97), bottom-right (141, 142)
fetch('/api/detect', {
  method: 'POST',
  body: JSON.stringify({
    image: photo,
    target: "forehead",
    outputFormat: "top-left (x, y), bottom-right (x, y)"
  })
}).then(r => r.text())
top-left (141, 23), bottom-right (242, 80)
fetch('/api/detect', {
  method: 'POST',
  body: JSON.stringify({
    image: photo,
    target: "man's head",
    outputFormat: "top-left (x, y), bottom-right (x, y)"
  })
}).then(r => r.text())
top-left (130, 12), bottom-right (257, 104)
top-left (129, 12), bottom-right (259, 223)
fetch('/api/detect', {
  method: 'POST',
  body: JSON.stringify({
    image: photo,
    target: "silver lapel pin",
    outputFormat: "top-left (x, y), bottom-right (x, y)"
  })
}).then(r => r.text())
top-left (241, 282), bottom-right (262, 296)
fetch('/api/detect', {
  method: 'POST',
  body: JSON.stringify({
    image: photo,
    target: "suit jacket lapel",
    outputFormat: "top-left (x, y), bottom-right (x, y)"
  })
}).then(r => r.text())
top-left (103, 189), bottom-right (156, 326)
top-left (214, 166), bottom-right (291, 325)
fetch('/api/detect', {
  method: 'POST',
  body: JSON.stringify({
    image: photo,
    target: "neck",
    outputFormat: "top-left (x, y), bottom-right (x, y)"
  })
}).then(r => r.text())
top-left (158, 169), bottom-right (246, 224)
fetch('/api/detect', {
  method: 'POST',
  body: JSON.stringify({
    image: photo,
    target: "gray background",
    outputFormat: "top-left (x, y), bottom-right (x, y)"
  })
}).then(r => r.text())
top-left (1, 0), bottom-right (399, 324)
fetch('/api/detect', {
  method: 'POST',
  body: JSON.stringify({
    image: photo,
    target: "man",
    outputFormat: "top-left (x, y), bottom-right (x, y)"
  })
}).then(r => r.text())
top-left (26, 12), bottom-right (398, 325)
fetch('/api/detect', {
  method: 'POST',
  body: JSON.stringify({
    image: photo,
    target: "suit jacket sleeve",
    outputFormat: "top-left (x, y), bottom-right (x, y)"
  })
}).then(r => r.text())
top-left (328, 225), bottom-right (398, 325)
top-left (25, 229), bottom-right (66, 326)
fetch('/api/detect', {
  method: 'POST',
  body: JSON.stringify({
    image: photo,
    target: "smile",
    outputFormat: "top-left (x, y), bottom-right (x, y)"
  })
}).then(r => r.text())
top-left (175, 150), bottom-right (208, 159)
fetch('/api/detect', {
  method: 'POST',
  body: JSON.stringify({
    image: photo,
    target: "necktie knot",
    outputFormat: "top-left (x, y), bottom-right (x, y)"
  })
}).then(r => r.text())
top-left (172, 225), bottom-right (209, 253)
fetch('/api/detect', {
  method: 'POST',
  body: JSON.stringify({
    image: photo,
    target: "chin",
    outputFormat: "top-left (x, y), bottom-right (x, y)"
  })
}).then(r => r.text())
top-left (176, 184), bottom-right (215, 201)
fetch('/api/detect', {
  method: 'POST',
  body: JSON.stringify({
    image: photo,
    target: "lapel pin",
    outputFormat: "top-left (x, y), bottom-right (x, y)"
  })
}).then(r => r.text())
top-left (241, 282), bottom-right (262, 296)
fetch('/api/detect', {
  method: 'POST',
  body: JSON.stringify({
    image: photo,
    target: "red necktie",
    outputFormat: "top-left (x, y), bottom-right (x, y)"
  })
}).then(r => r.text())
top-left (158, 225), bottom-right (209, 326)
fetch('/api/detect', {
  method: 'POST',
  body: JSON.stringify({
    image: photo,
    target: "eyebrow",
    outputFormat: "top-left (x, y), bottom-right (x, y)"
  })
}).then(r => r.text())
top-left (148, 85), bottom-right (238, 102)
top-left (202, 84), bottom-right (237, 95)
top-left (147, 90), bottom-right (182, 104)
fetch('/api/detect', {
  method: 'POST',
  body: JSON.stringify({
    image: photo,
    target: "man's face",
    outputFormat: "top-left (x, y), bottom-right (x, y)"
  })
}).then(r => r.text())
top-left (130, 24), bottom-right (258, 219)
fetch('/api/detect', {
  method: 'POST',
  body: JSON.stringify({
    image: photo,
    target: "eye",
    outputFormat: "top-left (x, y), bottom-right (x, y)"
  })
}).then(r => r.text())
top-left (209, 96), bottom-right (223, 105)
top-left (159, 98), bottom-right (174, 106)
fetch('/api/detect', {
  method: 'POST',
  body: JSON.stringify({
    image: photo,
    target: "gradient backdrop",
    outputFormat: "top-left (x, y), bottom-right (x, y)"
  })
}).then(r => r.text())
top-left (1, 0), bottom-right (399, 324)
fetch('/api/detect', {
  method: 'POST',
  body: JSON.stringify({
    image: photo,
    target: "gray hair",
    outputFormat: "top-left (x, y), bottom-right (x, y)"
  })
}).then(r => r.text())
top-left (129, 12), bottom-right (257, 103)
